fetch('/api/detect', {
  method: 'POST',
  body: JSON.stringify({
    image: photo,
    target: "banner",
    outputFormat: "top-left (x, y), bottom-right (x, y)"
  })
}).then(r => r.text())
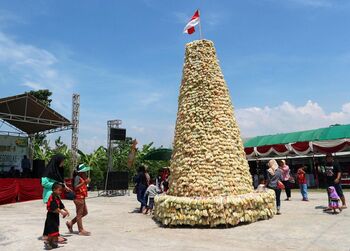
top-left (0, 135), bottom-right (29, 172)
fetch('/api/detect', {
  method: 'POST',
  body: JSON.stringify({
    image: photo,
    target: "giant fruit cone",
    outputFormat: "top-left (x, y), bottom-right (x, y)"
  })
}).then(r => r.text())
top-left (154, 40), bottom-right (276, 227)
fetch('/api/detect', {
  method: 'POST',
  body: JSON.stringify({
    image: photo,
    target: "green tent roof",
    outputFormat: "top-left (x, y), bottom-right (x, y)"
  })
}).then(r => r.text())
top-left (143, 148), bottom-right (172, 161)
top-left (244, 124), bottom-right (350, 148)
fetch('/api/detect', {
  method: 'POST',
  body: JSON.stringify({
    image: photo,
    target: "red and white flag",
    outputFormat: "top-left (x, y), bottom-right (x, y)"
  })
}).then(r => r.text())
top-left (183, 10), bottom-right (200, 35)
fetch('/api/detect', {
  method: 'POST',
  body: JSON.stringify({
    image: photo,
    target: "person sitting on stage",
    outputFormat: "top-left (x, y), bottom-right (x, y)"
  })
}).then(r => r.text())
top-left (44, 183), bottom-right (69, 249)
top-left (21, 155), bottom-right (31, 178)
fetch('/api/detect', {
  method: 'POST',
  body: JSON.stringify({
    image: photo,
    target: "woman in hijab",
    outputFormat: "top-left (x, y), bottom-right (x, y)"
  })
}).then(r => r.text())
top-left (267, 159), bottom-right (283, 215)
top-left (41, 154), bottom-right (71, 203)
top-left (134, 165), bottom-right (148, 213)
top-left (328, 186), bottom-right (342, 214)
top-left (41, 154), bottom-right (71, 241)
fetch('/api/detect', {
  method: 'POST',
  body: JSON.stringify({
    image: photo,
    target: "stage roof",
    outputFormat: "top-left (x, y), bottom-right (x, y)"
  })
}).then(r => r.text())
top-left (0, 93), bottom-right (71, 135)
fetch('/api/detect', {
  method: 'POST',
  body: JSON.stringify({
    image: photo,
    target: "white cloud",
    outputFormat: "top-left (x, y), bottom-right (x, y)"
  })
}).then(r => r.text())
top-left (236, 100), bottom-right (350, 137)
top-left (0, 31), bottom-right (74, 114)
top-left (0, 32), bottom-right (56, 65)
top-left (21, 81), bottom-right (45, 90)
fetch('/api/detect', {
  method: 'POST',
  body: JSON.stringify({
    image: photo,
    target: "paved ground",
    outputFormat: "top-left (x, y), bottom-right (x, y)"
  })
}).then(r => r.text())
top-left (0, 190), bottom-right (349, 251)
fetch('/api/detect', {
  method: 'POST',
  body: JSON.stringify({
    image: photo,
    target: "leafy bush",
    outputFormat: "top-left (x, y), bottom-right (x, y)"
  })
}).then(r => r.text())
top-left (33, 137), bottom-right (170, 189)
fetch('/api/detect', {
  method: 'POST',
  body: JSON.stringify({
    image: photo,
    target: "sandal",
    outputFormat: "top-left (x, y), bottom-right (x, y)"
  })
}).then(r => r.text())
top-left (44, 241), bottom-right (58, 250)
top-left (44, 242), bottom-right (53, 250)
top-left (66, 221), bottom-right (73, 233)
top-left (58, 236), bottom-right (67, 243)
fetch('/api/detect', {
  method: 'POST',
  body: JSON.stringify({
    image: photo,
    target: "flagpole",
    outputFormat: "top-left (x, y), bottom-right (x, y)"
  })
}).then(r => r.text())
top-left (198, 9), bottom-right (203, 40)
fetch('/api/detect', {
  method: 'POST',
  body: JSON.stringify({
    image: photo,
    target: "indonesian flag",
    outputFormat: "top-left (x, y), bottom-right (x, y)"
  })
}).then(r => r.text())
top-left (183, 10), bottom-right (200, 35)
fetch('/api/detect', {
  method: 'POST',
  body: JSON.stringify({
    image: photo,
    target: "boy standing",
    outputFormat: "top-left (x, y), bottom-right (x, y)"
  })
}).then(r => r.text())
top-left (297, 166), bottom-right (308, 201)
top-left (45, 183), bottom-right (69, 249)
top-left (144, 180), bottom-right (159, 214)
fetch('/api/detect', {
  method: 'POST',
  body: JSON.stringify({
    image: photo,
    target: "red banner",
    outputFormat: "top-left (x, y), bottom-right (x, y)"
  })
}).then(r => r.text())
top-left (0, 179), bottom-right (18, 205)
top-left (0, 178), bottom-right (75, 205)
top-left (17, 179), bottom-right (43, 202)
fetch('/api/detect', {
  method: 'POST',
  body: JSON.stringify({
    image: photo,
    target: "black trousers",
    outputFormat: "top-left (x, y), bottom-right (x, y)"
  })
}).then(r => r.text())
top-left (274, 188), bottom-right (281, 209)
top-left (282, 180), bottom-right (291, 198)
top-left (268, 187), bottom-right (281, 210)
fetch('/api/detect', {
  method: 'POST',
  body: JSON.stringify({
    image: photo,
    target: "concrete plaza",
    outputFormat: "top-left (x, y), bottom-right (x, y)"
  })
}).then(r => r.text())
top-left (0, 191), bottom-right (349, 251)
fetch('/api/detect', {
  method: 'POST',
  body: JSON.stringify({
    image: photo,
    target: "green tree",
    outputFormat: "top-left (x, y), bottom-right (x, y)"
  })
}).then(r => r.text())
top-left (78, 146), bottom-right (108, 189)
top-left (28, 89), bottom-right (53, 106)
top-left (33, 136), bottom-right (73, 177)
top-left (33, 138), bottom-right (52, 162)
top-left (111, 140), bottom-right (170, 183)
top-left (33, 135), bottom-right (170, 189)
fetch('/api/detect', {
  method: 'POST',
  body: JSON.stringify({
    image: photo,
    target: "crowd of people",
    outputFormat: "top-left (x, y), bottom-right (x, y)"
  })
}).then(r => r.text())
top-left (132, 153), bottom-right (347, 217)
top-left (133, 165), bottom-right (170, 215)
top-left (34, 152), bottom-right (347, 248)
top-left (40, 154), bottom-right (91, 249)
top-left (259, 154), bottom-right (347, 215)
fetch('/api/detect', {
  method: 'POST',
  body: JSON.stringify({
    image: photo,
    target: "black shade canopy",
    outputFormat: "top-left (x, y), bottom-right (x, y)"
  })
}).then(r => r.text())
top-left (0, 93), bottom-right (71, 134)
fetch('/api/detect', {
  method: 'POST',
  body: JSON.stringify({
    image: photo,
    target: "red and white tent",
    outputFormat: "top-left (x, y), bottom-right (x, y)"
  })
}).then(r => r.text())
top-left (244, 125), bottom-right (350, 159)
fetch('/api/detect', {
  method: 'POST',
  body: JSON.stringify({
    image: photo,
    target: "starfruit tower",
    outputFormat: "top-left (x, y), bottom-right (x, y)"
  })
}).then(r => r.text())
top-left (154, 40), bottom-right (275, 227)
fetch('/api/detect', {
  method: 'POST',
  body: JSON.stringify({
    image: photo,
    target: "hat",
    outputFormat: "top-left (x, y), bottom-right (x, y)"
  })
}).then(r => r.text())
top-left (77, 164), bottom-right (91, 173)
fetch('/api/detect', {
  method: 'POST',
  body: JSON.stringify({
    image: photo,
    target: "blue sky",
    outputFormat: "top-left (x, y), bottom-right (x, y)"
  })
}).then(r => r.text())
top-left (1, 0), bottom-right (350, 152)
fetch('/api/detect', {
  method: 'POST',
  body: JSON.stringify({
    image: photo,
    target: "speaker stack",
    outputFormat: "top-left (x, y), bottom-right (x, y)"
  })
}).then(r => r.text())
top-left (110, 128), bottom-right (126, 141)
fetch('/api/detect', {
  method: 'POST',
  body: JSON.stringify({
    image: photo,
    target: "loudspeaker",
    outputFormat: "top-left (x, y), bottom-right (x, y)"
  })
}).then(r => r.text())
top-left (33, 159), bottom-right (46, 178)
top-left (110, 128), bottom-right (126, 141)
top-left (105, 171), bottom-right (129, 190)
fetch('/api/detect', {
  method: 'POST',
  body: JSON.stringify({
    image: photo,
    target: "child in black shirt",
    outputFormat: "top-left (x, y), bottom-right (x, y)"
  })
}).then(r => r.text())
top-left (45, 183), bottom-right (70, 249)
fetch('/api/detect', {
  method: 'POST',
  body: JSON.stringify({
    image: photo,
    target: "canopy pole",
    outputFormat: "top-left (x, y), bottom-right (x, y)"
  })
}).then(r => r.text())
top-left (28, 134), bottom-right (34, 173)
top-left (312, 153), bottom-right (319, 189)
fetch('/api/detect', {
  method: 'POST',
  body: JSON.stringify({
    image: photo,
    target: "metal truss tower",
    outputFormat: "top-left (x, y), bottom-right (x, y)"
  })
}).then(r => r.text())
top-left (100, 119), bottom-right (122, 195)
top-left (71, 94), bottom-right (80, 169)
